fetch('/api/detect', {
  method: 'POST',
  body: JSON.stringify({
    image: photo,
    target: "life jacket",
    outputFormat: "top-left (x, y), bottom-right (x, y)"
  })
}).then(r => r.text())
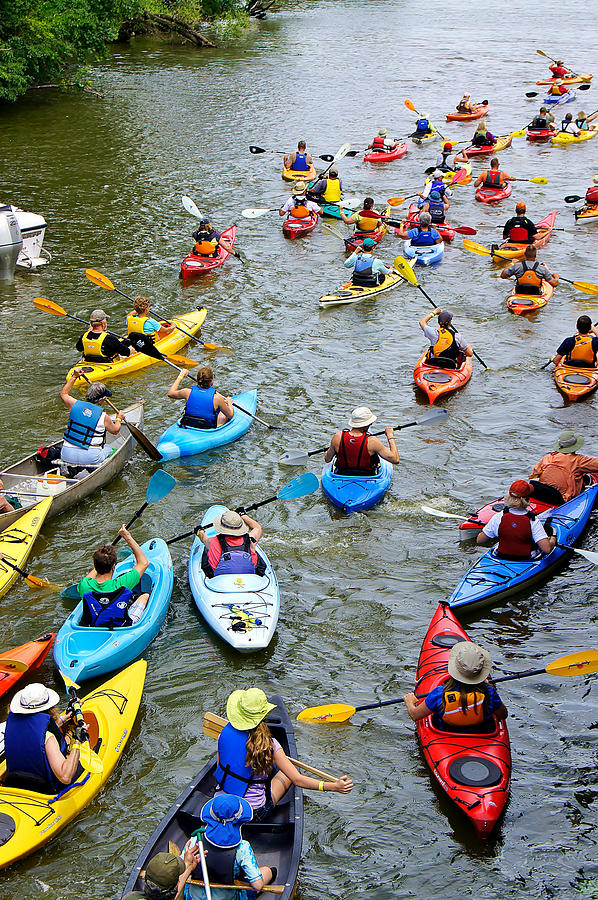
top-left (515, 261), bottom-right (543, 295)
top-left (195, 238), bottom-right (218, 256)
top-left (335, 431), bottom-right (378, 475)
top-left (497, 510), bottom-right (535, 559)
top-left (5, 711), bottom-right (66, 793)
top-left (63, 400), bottom-right (105, 449)
top-left (372, 135), bottom-right (387, 150)
top-left (352, 255), bottom-right (377, 287)
top-left (561, 119), bottom-right (575, 133)
top-left (126, 313), bottom-right (154, 343)
top-left (410, 227), bottom-right (437, 247)
top-left (322, 178), bottom-right (342, 202)
top-left (203, 838), bottom-right (237, 884)
top-left (356, 210), bottom-right (380, 232)
top-left (507, 218), bottom-right (533, 243)
top-left (427, 326), bottom-right (460, 363)
top-left (430, 178), bottom-right (447, 196)
top-left (576, 119), bottom-right (589, 130)
top-left (82, 585), bottom-right (133, 628)
top-left (441, 687), bottom-right (486, 727)
top-left (214, 722), bottom-right (269, 797)
top-left (81, 330), bottom-right (116, 363)
top-left (551, 83), bottom-right (566, 95)
top-left (473, 131), bottom-right (490, 147)
top-left (416, 118), bottom-right (430, 133)
top-left (483, 169), bottom-right (502, 187)
top-left (550, 65), bottom-right (569, 77)
top-left (585, 186), bottom-right (598, 204)
top-left (292, 151), bottom-right (309, 172)
top-left (567, 333), bottom-right (596, 366)
top-left (183, 386), bottom-right (217, 428)
top-left (457, 100), bottom-right (472, 113)
top-left (290, 199), bottom-right (310, 219)
top-left (531, 115), bottom-right (549, 129)
top-left (426, 198), bottom-right (445, 223)
top-left (437, 152), bottom-right (453, 172)
top-left (213, 534), bottom-right (256, 577)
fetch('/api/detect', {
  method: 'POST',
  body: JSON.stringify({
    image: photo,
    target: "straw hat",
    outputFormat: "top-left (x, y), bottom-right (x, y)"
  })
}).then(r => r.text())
top-left (10, 683), bottom-right (60, 715)
top-left (378, 128), bottom-right (389, 136)
top-left (212, 509), bottom-right (249, 537)
top-left (448, 641), bottom-right (492, 684)
top-left (348, 406), bottom-right (377, 428)
top-left (226, 688), bottom-right (276, 730)
top-left (293, 181), bottom-right (307, 195)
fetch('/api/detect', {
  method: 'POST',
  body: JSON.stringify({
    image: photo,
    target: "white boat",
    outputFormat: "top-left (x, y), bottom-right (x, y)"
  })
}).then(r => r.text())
top-left (0, 206), bottom-right (22, 280)
top-left (0, 203), bottom-right (50, 271)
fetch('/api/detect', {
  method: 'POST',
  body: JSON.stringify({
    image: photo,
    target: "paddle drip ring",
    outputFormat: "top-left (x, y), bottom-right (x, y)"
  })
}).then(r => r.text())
top-left (448, 755), bottom-right (503, 787)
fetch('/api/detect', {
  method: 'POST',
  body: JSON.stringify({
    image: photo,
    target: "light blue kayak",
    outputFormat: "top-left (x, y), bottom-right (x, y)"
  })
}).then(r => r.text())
top-left (404, 240), bottom-right (444, 266)
top-left (157, 390), bottom-right (257, 461)
top-left (321, 459), bottom-right (393, 512)
top-left (53, 539), bottom-right (173, 682)
top-left (544, 90), bottom-right (576, 105)
top-left (188, 504), bottom-right (279, 653)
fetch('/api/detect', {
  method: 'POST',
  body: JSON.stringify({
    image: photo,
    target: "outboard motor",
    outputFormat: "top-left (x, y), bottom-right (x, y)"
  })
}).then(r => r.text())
top-left (0, 206), bottom-right (23, 280)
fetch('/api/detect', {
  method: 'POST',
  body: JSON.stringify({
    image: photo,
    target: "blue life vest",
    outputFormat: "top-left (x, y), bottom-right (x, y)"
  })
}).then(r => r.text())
top-left (82, 585), bottom-right (133, 628)
top-left (63, 400), bottom-right (104, 449)
top-left (416, 118), bottom-right (430, 132)
top-left (352, 255), bottom-right (377, 286)
top-left (431, 178), bottom-right (447, 195)
top-left (214, 535), bottom-right (256, 577)
top-left (292, 152), bottom-right (309, 171)
top-left (5, 711), bottom-right (66, 793)
top-left (184, 386), bottom-right (217, 428)
top-left (410, 227), bottom-right (437, 247)
top-left (427, 198), bottom-right (445, 222)
top-left (214, 722), bottom-right (269, 797)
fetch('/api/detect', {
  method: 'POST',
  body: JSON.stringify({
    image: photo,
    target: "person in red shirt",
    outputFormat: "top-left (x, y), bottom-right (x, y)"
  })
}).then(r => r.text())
top-left (549, 60), bottom-right (572, 78)
top-left (324, 406), bottom-right (400, 475)
top-left (197, 509), bottom-right (266, 578)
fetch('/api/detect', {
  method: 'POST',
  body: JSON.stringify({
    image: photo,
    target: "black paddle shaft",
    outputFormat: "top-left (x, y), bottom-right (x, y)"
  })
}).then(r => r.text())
top-left (418, 285), bottom-right (489, 370)
top-left (165, 494), bottom-right (280, 546)
top-left (308, 419), bottom-right (423, 457)
top-left (111, 501), bottom-right (149, 546)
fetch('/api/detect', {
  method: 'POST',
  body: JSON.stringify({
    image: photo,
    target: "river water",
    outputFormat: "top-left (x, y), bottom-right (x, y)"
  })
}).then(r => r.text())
top-left (1, 1), bottom-right (598, 897)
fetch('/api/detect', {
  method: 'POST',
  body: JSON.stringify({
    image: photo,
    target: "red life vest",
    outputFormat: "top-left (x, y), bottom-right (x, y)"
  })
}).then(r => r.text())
top-left (507, 225), bottom-right (532, 242)
top-left (335, 431), bottom-right (377, 475)
top-left (585, 186), bottom-right (598, 204)
top-left (372, 136), bottom-right (386, 150)
top-left (483, 169), bottom-right (502, 187)
top-left (497, 511), bottom-right (534, 559)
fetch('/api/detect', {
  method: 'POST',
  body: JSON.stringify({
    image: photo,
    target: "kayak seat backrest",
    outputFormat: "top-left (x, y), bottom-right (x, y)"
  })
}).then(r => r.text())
top-left (0, 812), bottom-right (15, 846)
top-left (204, 573), bottom-right (270, 593)
top-left (2, 770), bottom-right (56, 794)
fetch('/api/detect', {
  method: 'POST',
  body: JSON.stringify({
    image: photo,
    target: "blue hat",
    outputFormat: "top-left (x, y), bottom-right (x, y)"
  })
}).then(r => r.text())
top-left (361, 237), bottom-right (376, 250)
top-left (429, 190), bottom-right (442, 202)
top-left (201, 794), bottom-right (253, 848)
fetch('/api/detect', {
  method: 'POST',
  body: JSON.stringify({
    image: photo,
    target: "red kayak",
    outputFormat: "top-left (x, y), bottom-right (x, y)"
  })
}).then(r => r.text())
top-left (402, 203), bottom-right (455, 242)
top-left (282, 212), bottom-right (318, 239)
top-left (415, 603), bottom-right (511, 838)
top-left (526, 128), bottom-right (554, 143)
top-left (0, 632), bottom-right (54, 698)
top-left (475, 182), bottom-right (513, 204)
top-left (364, 142), bottom-right (408, 163)
top-left (180, 225), bottom-right (236, 280)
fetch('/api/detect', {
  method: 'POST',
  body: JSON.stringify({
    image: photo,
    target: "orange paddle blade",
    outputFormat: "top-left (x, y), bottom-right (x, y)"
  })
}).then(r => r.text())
top-left (166, 354), bottom-right (199, 368)
top-left (33, 297), bottom-right (66, 316)
top-left (404, 98), bottom-right (416, 111)
top-left (387, 197), bottom-right (406, 207)
top-left (25, 574), bottom-right (61, 591)
top-left (85, 268), bottom-right (115, 291)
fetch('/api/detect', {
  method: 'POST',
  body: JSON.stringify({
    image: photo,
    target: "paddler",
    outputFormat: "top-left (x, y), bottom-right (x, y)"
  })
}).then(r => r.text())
top-left (126, 295), bottom-right (175, 349)
top-left (404, 640), bottom-right (508, 732)
top-left (419, 171), bottom-right (453, 203)
top-left (308, 167), bottom-right (343, 203)
top-left (76, 308), bottom-right (132, 363)
top-left (396, 210), bottom-right (443, 247)
top-left (324, 406), bottom-right (399, 475)
top-left (499, 245), bottom-right (559, 295)
top-left (559, 112), bottom-right (580, 137)
top-left (77, 525), bottom-right (152, 628)
top-left (455, 92), bottom-right (473, 114)
top-left (471, 120), bottom-right (496, 148)
top-left (192, 216), bottom-right (239, 259)
top-left (410, 113), bottom-right (433, 139)
top-left (343, 237), bottom-right (391, 287)
top-left (529, 106), bottom-right (556, 132)
top-left (419, 308), bottom-right (473, 370)
top-left (167, 365), bottom-right (234, 429)
top-left (530, 430), bottom-right (598, 505)
top-left (279, 181), bottom-right (321, 221)
top-left (123, 847), bottom-right (201, 900)
top-left (585, 175), bottom-right (598, 206)
top-left (0, 480), bottom-right (17, 514)
top-left (368, 128), bottom-right (398, 153)
top-left (575, 110), bottom-right (598, 131)
top-left (59, 370), bottom-right (125, 470)
top-left (549, 60), bottom-right (572, 78)
top-left (549, 78), bottom-right (569, 97)
top-left (476, 479), bottom-right (556, 558)
top-left (340, 196), bottom-right (385, 233)
top-left (551, 315), bottom-right (598, 371)
top-left (435, 142), bottom-right (455, 172)
top-left (474, 157), bottom-right (515, 191)
top-left (283, 139), bottom-right (313, 173)
top-left (422, 189), bottom-right (449, 224)
top-left (501, 201), bottom-right (538, 244)
top-left (196, 510), bottom-right (266, 578)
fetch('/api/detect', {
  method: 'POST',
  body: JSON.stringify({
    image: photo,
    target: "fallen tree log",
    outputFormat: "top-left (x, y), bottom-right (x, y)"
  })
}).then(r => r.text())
top-left (144, 12), bottom-right (216, 47)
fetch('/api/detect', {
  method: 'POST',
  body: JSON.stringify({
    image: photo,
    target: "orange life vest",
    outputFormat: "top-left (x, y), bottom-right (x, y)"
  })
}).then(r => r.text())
top-left (195, 239), bottom-right (218, 256)
top-left (568, 333), bottom-right (596, 365)
top-left (441, 689), bottom-right (486, 726)
top-left (516, 261), bottom-right (543, 292)
top-left (356, 212), bottom-right (380, 232)
top-left (290, 202), bottom-right (310, 219)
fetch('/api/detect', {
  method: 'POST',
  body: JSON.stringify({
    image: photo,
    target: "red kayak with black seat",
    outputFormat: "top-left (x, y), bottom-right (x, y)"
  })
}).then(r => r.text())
top-left (180, 225), bottom-right (237, 279)
top-left (364, 142), bottom-right (408, 163)
top-left (282, 212), bottom-right (318, 239)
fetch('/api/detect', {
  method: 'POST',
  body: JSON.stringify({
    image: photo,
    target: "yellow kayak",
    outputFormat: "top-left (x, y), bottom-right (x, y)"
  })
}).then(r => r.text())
top-left (412, 126), bottom-right (438, 145)
top-left (281, 163), bottom-right (317, 182)
top-left (0, 498), bottom-right (53, 600)
top-left (66, 308), bottom-right (207, 387)
top-left (0, 659), bottom-right (146, 868)
top-left (551, 125), bottom-right (598, 145)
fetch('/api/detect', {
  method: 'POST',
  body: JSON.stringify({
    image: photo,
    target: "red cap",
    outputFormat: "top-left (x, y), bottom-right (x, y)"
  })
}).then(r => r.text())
top-left (444, 142), bottom-right (453, 150)
top-left (509, 480), bottom-right (532, 498)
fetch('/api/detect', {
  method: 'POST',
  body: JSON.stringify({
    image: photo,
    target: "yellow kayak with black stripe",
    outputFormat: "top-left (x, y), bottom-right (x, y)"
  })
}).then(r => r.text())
top-left (0, 498), bottom-right (53, 601)
top-left (319, 271), bottom-right (404, 307)
top-left (0, 659), bottom-right (146, 868)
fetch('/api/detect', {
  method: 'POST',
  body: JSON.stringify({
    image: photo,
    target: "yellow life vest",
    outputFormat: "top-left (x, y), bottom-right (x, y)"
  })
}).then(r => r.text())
top-left (357, 214), bottom-right (379, 232)
top-left (550, 84), bottom-right (562, 95)
top-left (290, 203), bottom-right (310, 219)
top-left (516, 262), bottom-right (543, 291)
top-left (569, 333), bottom-right (596, 365)
top-left (432, 326), bottom-right (454, 357)
top-left (322, 178), bottom-right (342, 202)
top-left (127, 313), bottom-right (154, 342)
top-left (441, 689), bottom-right (486, 727)
top-left (81, 330), bottom-right (114, 362)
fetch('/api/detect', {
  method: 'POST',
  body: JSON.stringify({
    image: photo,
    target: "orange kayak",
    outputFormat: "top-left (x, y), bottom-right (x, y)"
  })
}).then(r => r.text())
top-left (446, 103), bottom-right (489, 122)
top-left (494, 210), bottom-right (557, 261)
top-left (507, 281), bottom-right (554, 315)
top-left (414, 352), bottom-right (472, 403)
top-left (536, 74), bottom-right (592, 86)
top-left (554, 364), bottom-right (598, 401)
top-left (0, 633), bottom-right (54, 699)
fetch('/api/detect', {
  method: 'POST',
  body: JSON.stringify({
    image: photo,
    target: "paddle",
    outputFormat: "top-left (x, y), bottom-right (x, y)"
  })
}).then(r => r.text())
top-left (421, 505), bottom-right (470, 521)
top-left (511, 177), bottom-right (548, 184)
top-left (297, 649), bottom-right (598, 723)
top-left (555, 544), bottom-right (598, 566)
top-left (33, 298), bottom-right (200, 370)
top-left (165, 473), bottom-right (319, 546)
top-left (393, 257), bottom-right (490, 369)
top-left (0, 555), bottom-right (61, 591)
top-left (241, 207), bottom-right (281, 218)
top-left (404, 99), bottom-right (445, 139)
top-left (462, 240), bottom-right (598, 295)
top-left (535, 51), bottom-right (592, 82)
top-left (315, 142), bottom-right (352, 181)
top-left (279, 408), bottom-right (448, 467)
top-left (85, 268), bottom-right (230, 352)
top-left (60, 672), bottom-right (104, 773)
top-left (112, 470), bottom-right (176, 545)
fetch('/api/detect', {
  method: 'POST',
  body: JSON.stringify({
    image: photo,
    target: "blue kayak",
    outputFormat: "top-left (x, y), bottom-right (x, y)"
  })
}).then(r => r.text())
top-left (53, 539), bottom-right (173, 682)
top-left (544, 90), bottom-right (576, 105)
top-left (157, 390), bottom-right (257, 461)
top-left (404, 241), bottom-right (444, 266)
top-left (321, 459), bottom-right (393, 512)
top-left (449, 484), bottom-right (598, 615)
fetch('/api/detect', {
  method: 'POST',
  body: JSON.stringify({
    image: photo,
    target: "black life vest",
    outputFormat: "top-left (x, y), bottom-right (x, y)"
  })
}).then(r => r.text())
top-left (483, 169), bottom-right (502, 187)
top-left (202, 838), bottom-right (237, 884)
top-left (352, 255), bottom-right (378, 287)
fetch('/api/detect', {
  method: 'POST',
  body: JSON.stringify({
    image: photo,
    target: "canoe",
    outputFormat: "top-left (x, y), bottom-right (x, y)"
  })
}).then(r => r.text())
top-left (465, 135), bottom-right (512, 157)
top-left (411, 127), bottom-right (438, 144)
top-left (53, 539), bottom-right (173, 683)
top-left (319, 272), bottom-right (404, 308)
top-left (282, 213), bottom-right (318, 239)
top-left (344, 206), bottom-right (390, 251)
top-left (404, 204), bottom-right (455, 242)
top-left (507, 280), bottom-right (554, 315)
top-left (425, 163), bottom-right (473, 187)
top-left (475, 182), bottom-right (513, 204)
top-left (494, 210), bottom-right (557, 261)
top-left (321, 458), bottom-right (393, 512)
top-left (0, 497), bottom-right (53, 601)
top-left (404, 240), bottom-right (444, 266)
top-left (526, 128), bottom-right (554, 143)
top-left (544, 90), bottom-right (576, 105)
top-left (554, 363), bottom-right (598, 401)
top-left (0, 659), bottom-right (146, 869)
top-left (536, 74), bottom-right (592, 86)
top-left (551, 125), bottom-right (598, 145)
top-left (446, 103), bottom-right (489, 122)
top-left (66, 309), bottom-right (207, 387)
top-left (157, 390), bottom-right (257, 461)
top-left (364, 141), bottom-right (408, 162)
top-left (0, 401), bottom-right (143, 531)
top-left (414, 602), bottom-right (511, 838)
top-left (122, 694), bottom-right (302, 900)
top-left (180, 225), bottom-right (237, 280)
top-left (448, 483), bottom-right (598, 614)
top-left (282, 163), bottom-right (317, 182)
top-left (414, 351), bottom-right (472, 403)
top-left (0, 633), bottom-right (54, 699)
top-left (188, 505), bottom-right (279, 652)
top-left (575, 203), bottom-right (598, 222)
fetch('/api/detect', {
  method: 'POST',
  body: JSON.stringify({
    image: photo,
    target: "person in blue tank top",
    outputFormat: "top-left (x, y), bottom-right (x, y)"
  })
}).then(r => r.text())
top-left (396, 211), bottom-right (442, 246)
top-left (283, 140), bottom-right (313, 172)
top-left (167, 366), bottom-right (234, 429)
top-left (60, 369), bottom-right (126, 470)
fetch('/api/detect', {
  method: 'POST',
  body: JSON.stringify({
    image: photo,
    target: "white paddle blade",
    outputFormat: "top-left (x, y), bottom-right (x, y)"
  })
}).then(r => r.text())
top-left (341, 195), bottom-right (361, 209)
top-left (182, 195), bottom-right (202, 218)
top-left (241, 207), bottom-right (273, 218)
top-left (279, 449), bottom-right (309, 466)
top-left (417, 407), bottom-right (449, 426)
top-left (421, 505), bottom-right (468, 521)
top-left (334, 142), bottom-right (352, 161)
top-left (570, 546), bottom-right (598, 565)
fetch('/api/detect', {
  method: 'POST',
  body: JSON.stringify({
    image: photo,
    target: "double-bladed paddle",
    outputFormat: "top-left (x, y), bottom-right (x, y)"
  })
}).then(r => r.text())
top-left (249, 144), bottom-right (341, 164)
top-left (535, 49), bottom-right (591, 81)
top-left (112, 470), bottom-right (177, 545)
top-left (181, 196), bottom-right (243, 267)
top-left (526, 84), bottom-right (591, 98)
top-left (279, 408), bottom-right (448, 467)
top-left (169, 365), bottom-right (277, 429)
top-left (296, 649), bottom-right (598, 723)
top-left (316, 142), bottom-right (352, 181)
top-left (165, 472), bottom-right (319, 546)
top-left (461, 240), bottom-right (598, 294)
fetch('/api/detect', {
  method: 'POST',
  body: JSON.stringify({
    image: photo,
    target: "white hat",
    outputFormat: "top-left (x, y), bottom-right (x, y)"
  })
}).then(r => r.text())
top-left (593, 174), bottom-right (598, 185)
top-left (448, 642), bottom-right (492, 685)
top-left (10, 682), bottom-right (60, 715)
top-left (348, 406), bottom-right (377, 429)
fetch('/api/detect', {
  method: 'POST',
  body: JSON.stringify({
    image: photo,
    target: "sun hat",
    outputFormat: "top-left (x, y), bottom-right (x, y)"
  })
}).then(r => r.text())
top-left (213, 509), bottom-right (249, 537)
top-left (85, 382), bottom-right (113, 403)
top-left (329, 167), bottom-right (338, 177)
top-left (10, 683), bottom-right (60, 715)
top-left (226, 688), bottom-right (276, 731)
top-left (508, 479), bottom-right (533, 498)
top-left (293, 180), bottom-right (307, 194)
top-left (554, 430), bottom-right (584, 454)
top-left (429, 190), bottom-right (442, 202)
top-left (90, 309), bottom-right (108, 323)
top-left (201, 794), bottom-right (253, 849)
top-left (348, 406), bottom-right (377, 429)
top-left (378, 128), bottom-right (389, 136)
top-left (448, 641), bottom-right (492, 684)
top-left (361, 237), bottom-right (376, 250)
top-left (593, 175), bottom-right (598, 185)
top-left (145, 852), bottom-right (185, 892)
top-left (438, 310), bottom-right (453, 325)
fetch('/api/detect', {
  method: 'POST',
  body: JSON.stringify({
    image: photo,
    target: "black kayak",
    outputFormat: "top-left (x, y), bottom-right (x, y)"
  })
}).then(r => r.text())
top-left (121, 695), bottom-right (303, 899)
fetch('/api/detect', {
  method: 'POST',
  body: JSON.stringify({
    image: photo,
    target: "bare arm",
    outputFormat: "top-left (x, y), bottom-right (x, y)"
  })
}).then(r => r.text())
top-left (324, 432), bottom-right (340, 464)
top-left (477, 530), bottom-right (492, 545)
top-left (118, 525), bottom-right (149, 576)
top-left (168, 368), bottom-right (192, 400)
top-left (60, 369), bottom-right (84, 410)
top-left (403, 693), bottom-right (432, 722)
top-left (242, 514), bottom-right (262, 542)
top-left (215, 392), bottom-right (234, 421)
top-left (419, 308), bottom-right (440, 332)
top-left (368, 429), bottom-right (399, 464)
top-left (45, 733), bottom-right (80, 784)
top-left (273, 747), bottom-right (353, 793)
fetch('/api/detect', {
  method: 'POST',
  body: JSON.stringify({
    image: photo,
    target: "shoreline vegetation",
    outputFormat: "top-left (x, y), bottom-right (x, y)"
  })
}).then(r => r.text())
top-left (0, 0), bottom-right (276, 103)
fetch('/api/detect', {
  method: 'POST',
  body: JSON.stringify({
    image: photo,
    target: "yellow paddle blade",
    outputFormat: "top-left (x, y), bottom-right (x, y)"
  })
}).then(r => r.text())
top-left (545, 650), bottom-right (598, 677)
top-left (393, 256), bottom-right (418, 285)
top-left (85, 268), bottom-right (115, 291)
top-left (536, 49), bottom-right (550, 58)
top-left (25, 574), bottom-right (61, 591)
top-left (462, 238), bottom-right (491, 256)
top-left (572, 280), bottom-right (598, 295)
top-left (77, 740), bottom-right (104, 774)
top-left (297, 703), bottom-right (356, 723)
top-left (202, 341), bottom-right (232, 352)
top-left (529, 176), bottom-right (548, 184)
top-left (166, 354), bottom-right (199, 368)
top-left (33, 296), bottom-right (66, 316)
top-left (0, 657), bottom-right (28, 673)
top-left (509, 129), bottom-right (528, 138)
top-left (60, 671), bottom-right (80, 691)
top-left (404, 98), bottom-right (416, 111)
top-left (387, 196), bottom-right (406, 206)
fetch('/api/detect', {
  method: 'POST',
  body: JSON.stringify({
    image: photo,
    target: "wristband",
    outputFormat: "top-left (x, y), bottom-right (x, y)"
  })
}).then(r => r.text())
top-left (318, 781), bottom-right (324, 791)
